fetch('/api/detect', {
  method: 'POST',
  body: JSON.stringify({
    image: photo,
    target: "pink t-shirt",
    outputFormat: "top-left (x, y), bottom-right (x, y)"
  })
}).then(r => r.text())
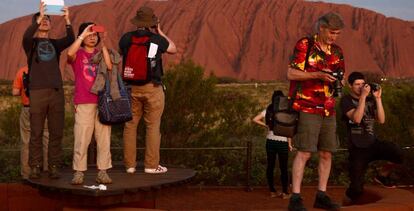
top-left (70, 48), bottom-right (99, 104)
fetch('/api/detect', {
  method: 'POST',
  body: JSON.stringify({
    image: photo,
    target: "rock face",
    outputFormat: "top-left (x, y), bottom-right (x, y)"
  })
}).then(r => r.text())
top-left (0, 0), bottom-right (413, 80)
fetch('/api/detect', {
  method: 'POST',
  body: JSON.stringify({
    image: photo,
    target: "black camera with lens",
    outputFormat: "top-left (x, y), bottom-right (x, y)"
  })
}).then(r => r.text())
top-left (332, 69), bottom-right (344, 97)
top-left (322, 69), bottom-right (344, 97)
top-left (369, 83), bottom-right (381, 93)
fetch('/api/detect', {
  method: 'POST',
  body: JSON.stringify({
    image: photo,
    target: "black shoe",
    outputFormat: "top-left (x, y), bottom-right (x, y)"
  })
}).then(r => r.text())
top-left (29, 165), bottom-right (41, 179)
top-left (314, 192), bottom-right (340, 211)
top-left (288, 194), bottom-right (307, 211)
top-left (374, 175), bottom-right (396, 188)
top-left (48, 165), bottom-right (60, 179)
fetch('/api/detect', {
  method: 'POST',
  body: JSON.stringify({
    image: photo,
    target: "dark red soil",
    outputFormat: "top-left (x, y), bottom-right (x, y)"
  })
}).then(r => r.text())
top-left (1, 183), bottom-right (413, 210)
top-left (156, 186), bottom-right (345, 211)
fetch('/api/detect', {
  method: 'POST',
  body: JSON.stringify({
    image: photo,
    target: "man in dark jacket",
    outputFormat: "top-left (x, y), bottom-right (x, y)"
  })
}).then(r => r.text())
top-left (22, 2), bottom-right (75, 179)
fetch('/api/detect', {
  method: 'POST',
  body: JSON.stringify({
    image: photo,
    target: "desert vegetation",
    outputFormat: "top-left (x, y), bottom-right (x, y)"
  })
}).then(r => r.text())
top-left (0, 61), bottom-right (413, 186)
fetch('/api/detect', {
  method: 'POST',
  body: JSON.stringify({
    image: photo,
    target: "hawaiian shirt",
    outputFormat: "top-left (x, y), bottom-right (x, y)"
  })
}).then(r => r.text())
top-left (288, 34), bottom-right (345, 116)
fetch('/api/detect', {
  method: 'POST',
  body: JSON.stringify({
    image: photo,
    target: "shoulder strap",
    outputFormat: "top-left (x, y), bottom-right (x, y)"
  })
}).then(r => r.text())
top-left (131, 35), bottom-right (151, 46)
top-left (304, 36), bottom-right (314, 69)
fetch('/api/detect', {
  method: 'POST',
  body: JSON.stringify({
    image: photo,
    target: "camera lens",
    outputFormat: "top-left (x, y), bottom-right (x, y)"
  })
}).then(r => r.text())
top-left (369, 83), bottom-right (381, 92)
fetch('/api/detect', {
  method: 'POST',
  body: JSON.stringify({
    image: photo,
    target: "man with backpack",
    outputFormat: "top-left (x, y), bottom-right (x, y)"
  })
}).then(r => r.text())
top-left (119, 6), bottom-right (177, 174)
top-left (22, 2), bottom-right (75, 179)
top-left (287, 12), bottom-right (345, 211)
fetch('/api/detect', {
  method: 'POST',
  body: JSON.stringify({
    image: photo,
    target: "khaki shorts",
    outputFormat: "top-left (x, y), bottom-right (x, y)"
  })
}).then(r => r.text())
top-left (293, 112), bottom-right (338, 152)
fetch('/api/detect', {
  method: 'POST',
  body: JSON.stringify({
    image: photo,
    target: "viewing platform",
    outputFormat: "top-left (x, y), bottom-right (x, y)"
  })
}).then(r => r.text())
top-left (9, 165), bottom-right (195, 210)
top-left (1, 183), bottom-right (413, 210)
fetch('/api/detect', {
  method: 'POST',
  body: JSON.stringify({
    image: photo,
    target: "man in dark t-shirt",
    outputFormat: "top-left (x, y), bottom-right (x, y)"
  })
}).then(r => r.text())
top-left (341, 72), bottom-right (404, 204)
top-left (119, 6), bottom-right (177, 175)
top-left (22, 2), bottom-right (75, 179)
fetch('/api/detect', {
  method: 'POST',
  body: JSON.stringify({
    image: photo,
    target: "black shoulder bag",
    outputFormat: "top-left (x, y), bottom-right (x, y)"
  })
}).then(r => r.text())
top-left (271, 37), bottom-right (314, 138)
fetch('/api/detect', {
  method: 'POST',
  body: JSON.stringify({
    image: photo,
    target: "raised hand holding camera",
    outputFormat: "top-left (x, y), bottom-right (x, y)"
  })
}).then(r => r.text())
top-left (78, 24), bottom-right (95, 40)
top-left (369, 83), bottom-right (381, 92)
top-left (92, 25), bottom-right (105, 33)
top-left (370, 83), bottom-right (382, 99)
top-left (361, 83), bottom-right (371, 97)
top-left (61, 6), bottom-right (70, 25)
top-left (42, 0), bottom-right (65, 15)
top-left (37, 1), bottom-right (46, 24)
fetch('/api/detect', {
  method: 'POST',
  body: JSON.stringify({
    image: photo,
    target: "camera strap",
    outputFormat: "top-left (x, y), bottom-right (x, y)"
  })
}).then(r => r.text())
top-left (304, 37), bottom-right (314, 69)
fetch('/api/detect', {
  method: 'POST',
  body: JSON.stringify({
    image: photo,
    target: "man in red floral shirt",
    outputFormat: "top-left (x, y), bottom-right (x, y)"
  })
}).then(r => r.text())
top-left (287, 12), bottom-right (345, 211)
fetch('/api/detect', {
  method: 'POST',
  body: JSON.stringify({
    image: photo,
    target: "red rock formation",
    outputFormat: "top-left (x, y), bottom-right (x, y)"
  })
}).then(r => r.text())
top-left (0, 0), bottom-right (413, 80)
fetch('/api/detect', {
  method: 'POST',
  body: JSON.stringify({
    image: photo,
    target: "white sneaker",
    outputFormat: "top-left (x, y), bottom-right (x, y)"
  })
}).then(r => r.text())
top-left (144, 165), bottom-right (168, 174)
top-left (126, 167), bottom-right (136, 174)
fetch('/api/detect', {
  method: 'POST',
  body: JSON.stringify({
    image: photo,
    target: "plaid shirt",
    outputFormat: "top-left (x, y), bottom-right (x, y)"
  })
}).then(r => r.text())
top-left (288, 34), bottom-right (345, 116)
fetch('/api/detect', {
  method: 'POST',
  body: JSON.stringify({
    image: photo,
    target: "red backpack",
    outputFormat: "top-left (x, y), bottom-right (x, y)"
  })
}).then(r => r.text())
top-left (122, 36), bottom-right (151, 82)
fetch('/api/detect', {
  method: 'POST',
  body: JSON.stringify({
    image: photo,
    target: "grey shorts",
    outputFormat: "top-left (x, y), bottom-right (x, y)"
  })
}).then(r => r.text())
top-left (293, 112), bottom-right (338, 153)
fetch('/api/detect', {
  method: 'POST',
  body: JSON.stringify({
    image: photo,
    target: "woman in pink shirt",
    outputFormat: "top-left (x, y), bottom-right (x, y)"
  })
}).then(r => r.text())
top-left (67, 22), bottom-right (113, 185)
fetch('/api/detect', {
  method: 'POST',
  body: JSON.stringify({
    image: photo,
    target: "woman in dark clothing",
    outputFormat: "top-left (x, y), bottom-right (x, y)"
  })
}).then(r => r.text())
top-left (253, 90), bottom-right (293, 199)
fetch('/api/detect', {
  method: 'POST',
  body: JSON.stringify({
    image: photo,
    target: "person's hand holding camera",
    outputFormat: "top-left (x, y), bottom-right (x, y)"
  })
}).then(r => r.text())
top-left (156, 22), bottom-right (164, 35)
top-left (78, 24), bottom-right (95, 40)
top-left (37, 1), bottom-right (46, 24)
top-left (100, 31), bottom-right (108, 47)
top-left (61, 6), bottom-right (71, 25)
top-left (361, 84), bottom-right (371, 98)
top-left (372, 86), bottom-right (382, 99)
top-left (312, 68), bottom-right (336, 83)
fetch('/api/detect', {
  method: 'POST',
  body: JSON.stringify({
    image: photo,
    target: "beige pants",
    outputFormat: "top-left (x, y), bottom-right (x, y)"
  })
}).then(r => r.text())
top-left (123, 83), bottom-right (165, 169)
top-left (73, 104), bottom-right (112, 171)
top-left (20, 107), bottom-right (48, 179)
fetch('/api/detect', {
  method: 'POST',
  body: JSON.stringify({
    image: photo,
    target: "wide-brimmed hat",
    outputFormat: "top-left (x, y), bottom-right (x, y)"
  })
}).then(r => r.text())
top-left (130, 6), bottom-right (158, 28)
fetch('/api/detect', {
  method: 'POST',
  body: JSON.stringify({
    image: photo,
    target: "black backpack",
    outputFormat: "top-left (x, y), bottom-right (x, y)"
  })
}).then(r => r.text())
top-left (265, 91), bottom-right (298, 138)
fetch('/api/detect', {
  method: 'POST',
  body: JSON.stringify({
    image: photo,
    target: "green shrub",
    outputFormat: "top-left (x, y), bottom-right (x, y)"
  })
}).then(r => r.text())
top-left (0, 151), bottom-right (20, 182)
top-left (0, 103), bottom-right (21, 146)
top-left (161, 60), bottom-right (261, 148)
top-left (0, 62), bottom-right (413, 186)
